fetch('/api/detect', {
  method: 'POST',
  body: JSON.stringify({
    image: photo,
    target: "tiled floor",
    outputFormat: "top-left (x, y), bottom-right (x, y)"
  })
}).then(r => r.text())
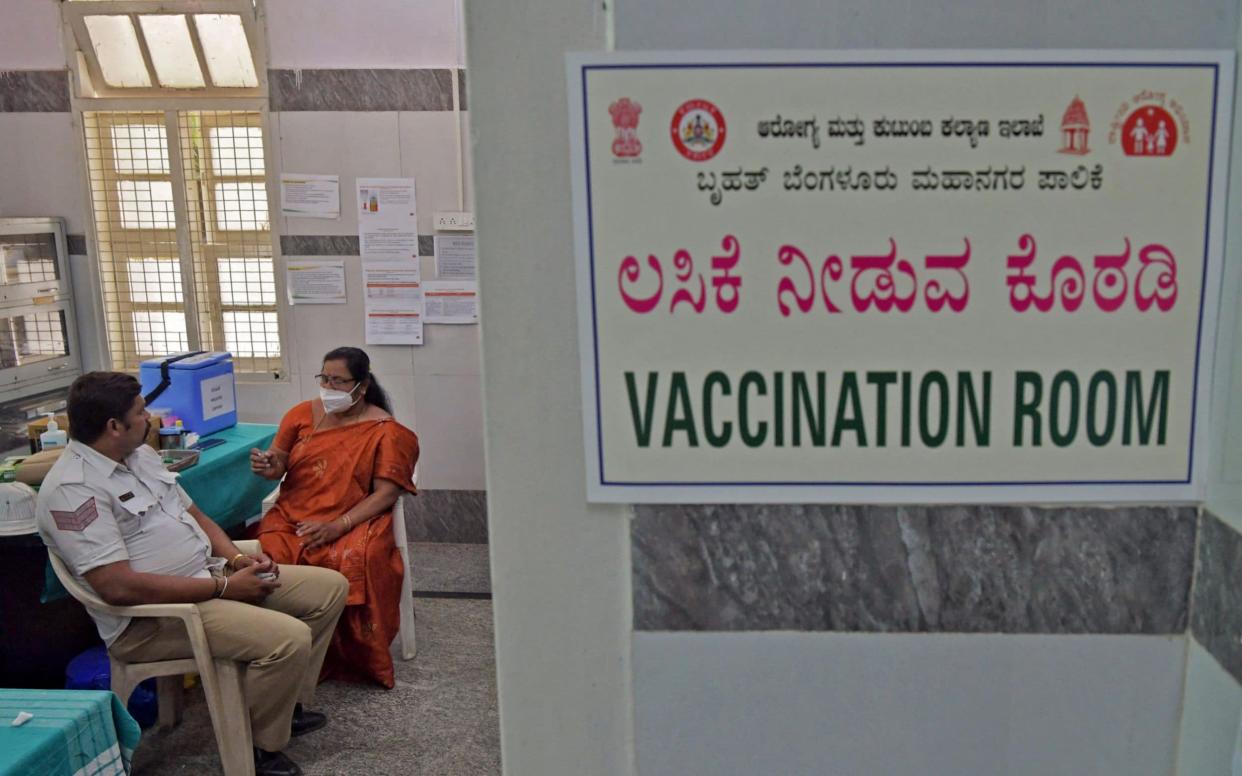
top-left (132, 545), bottom-right (498, 775)
top-left (410, 542), bottom-right (491, 595)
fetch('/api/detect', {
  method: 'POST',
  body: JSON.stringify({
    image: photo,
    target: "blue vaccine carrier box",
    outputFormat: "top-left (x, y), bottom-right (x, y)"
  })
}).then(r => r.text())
top-left (139, 351), bottom-right (238, 436)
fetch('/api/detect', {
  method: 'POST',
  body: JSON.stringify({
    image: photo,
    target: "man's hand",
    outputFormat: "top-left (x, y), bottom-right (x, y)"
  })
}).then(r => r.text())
top-left (249, 447), bottom-right (276, 476)
top-left (223, 564), bottom-right (281, 603)
top-left (232, 552), bottom-right (279, 578)
top-left (296, 519), bottom-right (348, 550)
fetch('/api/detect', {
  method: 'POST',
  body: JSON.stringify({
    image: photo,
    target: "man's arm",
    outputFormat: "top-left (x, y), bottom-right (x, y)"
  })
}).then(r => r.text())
top-left (84, 560), bottom-right (276, 606)
top-left (186, 503), bottom-right (276, 574)
top-left (187, 503), bottom-right (243, 559)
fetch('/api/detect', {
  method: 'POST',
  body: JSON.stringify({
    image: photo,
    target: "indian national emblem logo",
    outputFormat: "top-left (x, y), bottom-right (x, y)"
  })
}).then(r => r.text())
top-left (1058, 96), bottom-right (1091, 155)
top-left (609, 98), bottom-right (643, 159)
top-left (670, 99), bottom-right (726, 162)
top-left (1121, 104), bottom-right (1178, 157)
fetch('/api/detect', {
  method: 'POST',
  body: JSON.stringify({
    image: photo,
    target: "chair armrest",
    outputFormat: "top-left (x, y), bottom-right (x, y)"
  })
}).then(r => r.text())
top-left (260, 485), bottom-right (280, 516)
top-left (234, 539), bottom-right (261, 555)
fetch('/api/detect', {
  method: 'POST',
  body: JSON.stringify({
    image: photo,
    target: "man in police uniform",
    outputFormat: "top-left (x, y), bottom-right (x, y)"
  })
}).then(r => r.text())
top-left (37, 372), bottom-right (349, 776)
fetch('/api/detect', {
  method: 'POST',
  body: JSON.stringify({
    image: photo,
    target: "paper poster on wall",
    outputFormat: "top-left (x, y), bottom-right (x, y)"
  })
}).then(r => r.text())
top-left (363, 262), bottom-right (424, 345)
top-left (287, 259), bottom-right (347, 304)
top-left (434, 235), bottom-right (477, 280)
top-left (424, 281), bottom-right (478, 324)
top-left (280, 174), bottom-right (340, 218)
top-left (567, 49), bottom-right (1234, 503)
top-left (357, 177), bottom-right (419, 260)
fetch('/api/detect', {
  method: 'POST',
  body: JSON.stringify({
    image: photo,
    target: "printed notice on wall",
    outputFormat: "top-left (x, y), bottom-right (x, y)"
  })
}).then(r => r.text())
top-left (424, 281), bottom-right (478, 324)
top-left (287, 259), bottom-right (347, 304)
top-left (280, 173), bottom-right (340, 218)
top-left (363, 262), bottom-right (424, 345)
top-left (358, 178), bottom-right (419, 260)
top-left (434, 235), bottom-right (477, 280)
top-left (567, 50), bottom-right (1235, 503)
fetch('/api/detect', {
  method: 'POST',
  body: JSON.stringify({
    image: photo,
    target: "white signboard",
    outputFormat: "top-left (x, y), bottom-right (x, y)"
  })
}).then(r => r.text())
top-left (567, 50), bottom-right (1233, 503)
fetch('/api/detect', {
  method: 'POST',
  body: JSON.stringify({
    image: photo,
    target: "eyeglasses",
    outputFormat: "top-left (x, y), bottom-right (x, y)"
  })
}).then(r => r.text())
top-left (314, 374), bottom-right (357, 388)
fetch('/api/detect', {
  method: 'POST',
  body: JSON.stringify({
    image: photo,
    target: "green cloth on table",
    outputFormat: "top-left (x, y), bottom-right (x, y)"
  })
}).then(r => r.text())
top-left (42, 423), bottom-right (278, 602)
top-left (0, 689), bottom-right (141, 776)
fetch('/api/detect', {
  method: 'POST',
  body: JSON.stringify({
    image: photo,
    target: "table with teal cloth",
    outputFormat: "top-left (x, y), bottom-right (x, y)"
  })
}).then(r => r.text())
top-left (0, 689), bottom-right (141, 776)
top-left (42, 422), bottom-right (278, 601)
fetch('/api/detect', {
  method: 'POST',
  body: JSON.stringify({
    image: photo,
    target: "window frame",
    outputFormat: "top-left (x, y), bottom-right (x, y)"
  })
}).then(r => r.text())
top-left (66, 0), bottom-right (289, 381)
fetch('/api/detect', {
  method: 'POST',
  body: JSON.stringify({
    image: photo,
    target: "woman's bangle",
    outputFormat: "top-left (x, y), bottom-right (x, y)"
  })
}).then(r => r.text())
top-left (228, 553), bottom-right (246, 571)
top-left (212, 576), bottom-right (226, 599)
top-left (340, 514), bottom-right (353, 530)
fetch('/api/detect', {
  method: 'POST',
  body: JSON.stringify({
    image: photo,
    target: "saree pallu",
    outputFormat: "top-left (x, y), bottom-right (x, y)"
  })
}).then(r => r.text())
top-left (258, 401), bottom-right (418, 688)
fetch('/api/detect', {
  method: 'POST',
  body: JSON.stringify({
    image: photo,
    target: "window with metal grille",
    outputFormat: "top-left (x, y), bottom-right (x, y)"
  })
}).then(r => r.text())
top-left (84, 110), bottom-right (280, 374)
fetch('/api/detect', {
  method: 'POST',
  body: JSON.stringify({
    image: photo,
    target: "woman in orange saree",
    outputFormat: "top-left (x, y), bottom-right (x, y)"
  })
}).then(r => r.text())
top-left (251, 347), bottom-right (419, 688)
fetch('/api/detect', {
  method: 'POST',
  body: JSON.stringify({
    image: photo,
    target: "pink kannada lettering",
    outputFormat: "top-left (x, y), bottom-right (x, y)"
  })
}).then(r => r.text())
top-left (710, 235), bottom-right (743, 313)
top-left (618, 254), bottom-right (663, 313)
top-left (1007, 234), bottom-right (1176, 313)
top-left (850, 238), bottom-right (917, 313)
top-left (1135, 243), bottom-right (1178, 312)
top-left (669, 249), bottom-right (707, 313)
top-left (617, 235), bottom-right (743, 315)
top-left (1092, 238), bottom-right (1130, 312)
top-left (923, 238), bottom-right (971, 313)
top-left (777, 244), bottom-right (815, 316)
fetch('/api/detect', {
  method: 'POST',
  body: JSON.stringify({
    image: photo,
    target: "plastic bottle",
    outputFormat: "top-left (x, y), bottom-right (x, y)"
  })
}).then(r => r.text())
top-left (40, 416), bottom-right (67, 450)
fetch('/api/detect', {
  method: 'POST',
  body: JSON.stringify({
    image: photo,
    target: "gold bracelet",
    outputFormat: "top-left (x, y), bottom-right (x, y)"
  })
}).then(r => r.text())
top-left (228, 553), bottom-right (246, 570)
top-left (340, 514), bottom-right (353, 530)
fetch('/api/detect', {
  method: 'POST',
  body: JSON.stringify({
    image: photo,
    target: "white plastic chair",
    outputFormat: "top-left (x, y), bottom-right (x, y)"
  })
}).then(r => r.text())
top-left (49, 538), bottom-right (264, 776)
top-left (260, 488), bottom-right (417, 660)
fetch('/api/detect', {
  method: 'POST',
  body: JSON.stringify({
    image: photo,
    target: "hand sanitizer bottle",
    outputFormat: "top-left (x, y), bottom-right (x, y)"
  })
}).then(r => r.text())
top-left (40, 416), bottom-right (67, 450)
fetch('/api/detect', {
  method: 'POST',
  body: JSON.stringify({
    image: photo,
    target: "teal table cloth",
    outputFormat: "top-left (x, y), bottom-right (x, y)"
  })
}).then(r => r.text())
top-left (0, 689), bottom-right (140, 776)
top-left (42, 423), bottom-right (278, 601)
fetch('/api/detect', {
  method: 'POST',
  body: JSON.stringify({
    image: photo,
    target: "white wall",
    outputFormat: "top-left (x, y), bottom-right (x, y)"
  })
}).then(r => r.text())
top-left (1177, 642), bottom-right (1242, 775)
top-left (0, 0), bottom-right (63, 70)
top-left (265, 0), bottom-right (463, 69)
top-left (635, 633), bottom-right (1186, 776)
top-left (468, 0), bottom-right (1242, 774)
top-left (467, 0), bottom-right (635, 774)
top-left (261, 106), bottom-right (482, 489)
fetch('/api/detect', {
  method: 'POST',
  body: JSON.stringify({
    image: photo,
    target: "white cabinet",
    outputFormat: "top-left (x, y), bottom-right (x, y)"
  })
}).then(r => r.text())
top-left (0, 219), bottom-right (82, 401)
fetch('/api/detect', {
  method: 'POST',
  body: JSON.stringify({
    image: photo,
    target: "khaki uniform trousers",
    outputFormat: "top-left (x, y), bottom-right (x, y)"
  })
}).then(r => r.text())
top-left (109, 564), bottom-right (349, 752)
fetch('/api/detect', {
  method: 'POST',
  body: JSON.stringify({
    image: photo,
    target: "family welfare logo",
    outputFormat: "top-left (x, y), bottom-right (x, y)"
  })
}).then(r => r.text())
top-left (1110, 90), bottom-right (1189, 157)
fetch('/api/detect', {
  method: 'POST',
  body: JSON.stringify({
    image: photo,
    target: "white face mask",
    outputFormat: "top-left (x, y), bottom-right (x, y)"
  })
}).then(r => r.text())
top-left (319, 382), bottom-right (362, 414)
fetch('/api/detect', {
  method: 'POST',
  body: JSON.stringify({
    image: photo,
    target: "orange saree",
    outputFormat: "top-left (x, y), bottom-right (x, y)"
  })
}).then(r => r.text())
top-left (257, 401), bottom-right (419, 688)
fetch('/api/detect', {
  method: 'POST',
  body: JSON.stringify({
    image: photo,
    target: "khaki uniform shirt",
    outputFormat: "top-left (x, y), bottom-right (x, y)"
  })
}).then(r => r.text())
top-left (36, 440), bottom-right (212, 645)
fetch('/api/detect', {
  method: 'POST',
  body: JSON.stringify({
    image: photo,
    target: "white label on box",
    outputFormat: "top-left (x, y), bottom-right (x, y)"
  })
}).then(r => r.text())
top-left (200, 373), bottom-right (236, 421)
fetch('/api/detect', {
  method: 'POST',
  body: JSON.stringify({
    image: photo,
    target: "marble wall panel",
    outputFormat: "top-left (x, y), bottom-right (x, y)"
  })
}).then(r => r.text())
top-left (633, 504), bottom-right (1197, 633)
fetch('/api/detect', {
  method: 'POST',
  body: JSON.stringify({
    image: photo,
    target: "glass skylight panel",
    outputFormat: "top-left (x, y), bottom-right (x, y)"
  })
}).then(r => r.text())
top-left (194, 15), bottom-right (258, 88)
top-left (84, 15), bottom-right (152, 88)
top-left (138, 15), bottom-right (206, 88)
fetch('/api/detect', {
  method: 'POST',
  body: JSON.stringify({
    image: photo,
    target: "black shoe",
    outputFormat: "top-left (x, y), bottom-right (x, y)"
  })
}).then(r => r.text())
top-left (291, 703), bottom-right (327, 737)
top-left (254, 748), bottom-right (303, 776)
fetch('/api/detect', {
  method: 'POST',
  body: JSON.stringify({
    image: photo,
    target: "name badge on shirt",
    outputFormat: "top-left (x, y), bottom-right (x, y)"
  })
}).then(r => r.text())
top-left (119, 492), bottom-right (135, 502)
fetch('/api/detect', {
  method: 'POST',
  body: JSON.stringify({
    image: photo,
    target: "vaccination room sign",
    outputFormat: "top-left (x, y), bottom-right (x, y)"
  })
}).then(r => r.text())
top-left (566, 51), bottom-right (1233, 503)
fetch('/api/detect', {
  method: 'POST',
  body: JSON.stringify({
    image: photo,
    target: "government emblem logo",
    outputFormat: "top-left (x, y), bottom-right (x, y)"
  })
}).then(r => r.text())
top-left (670, 99), bottom-right (726, 162)
top-left (609, 98), bottom-right (643, 159)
